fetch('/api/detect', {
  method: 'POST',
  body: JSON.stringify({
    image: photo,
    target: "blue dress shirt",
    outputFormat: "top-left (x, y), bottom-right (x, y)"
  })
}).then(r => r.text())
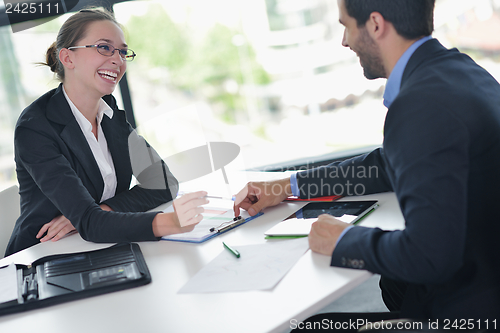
top-left (383, 36), bottom-right (432, 108)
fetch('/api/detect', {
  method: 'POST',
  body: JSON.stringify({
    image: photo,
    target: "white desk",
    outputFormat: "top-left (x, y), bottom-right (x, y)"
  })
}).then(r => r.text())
top-left (0, 173), bottom-right (404, 333)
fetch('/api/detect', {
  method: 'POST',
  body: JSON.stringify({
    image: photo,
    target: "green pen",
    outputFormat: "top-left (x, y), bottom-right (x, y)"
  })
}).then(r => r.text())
top-left (222, 242), bottom-right (240, 258)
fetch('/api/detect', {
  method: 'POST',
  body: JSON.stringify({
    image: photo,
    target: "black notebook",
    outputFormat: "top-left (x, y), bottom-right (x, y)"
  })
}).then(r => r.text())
top-left (0, 243), bottom-right (151, 317)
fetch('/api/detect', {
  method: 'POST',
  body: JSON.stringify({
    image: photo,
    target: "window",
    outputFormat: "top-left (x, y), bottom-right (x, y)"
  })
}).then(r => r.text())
top-left (1, 0), bottom-right (500, 192)
top-left (0, 14), bottom-right (62, 190)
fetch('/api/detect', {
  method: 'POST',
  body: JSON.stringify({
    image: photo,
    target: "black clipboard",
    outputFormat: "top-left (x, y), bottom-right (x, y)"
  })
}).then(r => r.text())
top-left (0, 243), bottom-right (151, 317)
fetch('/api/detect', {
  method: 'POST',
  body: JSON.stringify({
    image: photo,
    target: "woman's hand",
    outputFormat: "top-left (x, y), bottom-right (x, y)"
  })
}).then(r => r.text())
top-left (36, 214), bottom-right (76, 242)
top-left (174, 191), bottom-right (208, 227)
top-left (36, 204), bottom-right (113, 242)
top-left (152, 191), bottom-right (208, 237)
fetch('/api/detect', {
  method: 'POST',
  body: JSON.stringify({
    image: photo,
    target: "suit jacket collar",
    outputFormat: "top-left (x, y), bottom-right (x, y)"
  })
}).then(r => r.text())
top-left (383, 36), bottom-right (432, 108)
top-left (401, 38), bottom-right (449, 86)
top-left (46, 83), bottom-right (74, 125)
top-left (101, 112), bottom-right (130, 194)
top-left (46, 84), bottom-right (116, 124)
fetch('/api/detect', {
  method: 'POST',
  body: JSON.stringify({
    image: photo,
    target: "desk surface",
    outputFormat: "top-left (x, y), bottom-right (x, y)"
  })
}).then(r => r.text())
top-left (0, 173), bottom-right (404, 333)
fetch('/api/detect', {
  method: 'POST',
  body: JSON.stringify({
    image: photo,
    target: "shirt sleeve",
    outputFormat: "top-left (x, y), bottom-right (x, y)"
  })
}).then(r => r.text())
top-left (290, 173), bottom-right (300, 196)
top-left (295, 147), bottom-right (393, 199)
top-left (335, 225), bottom-right (354, 247)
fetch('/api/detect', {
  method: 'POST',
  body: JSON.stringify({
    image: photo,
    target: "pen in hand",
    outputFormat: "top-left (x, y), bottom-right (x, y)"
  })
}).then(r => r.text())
top-left (223, 242), bottom-right (240, 258)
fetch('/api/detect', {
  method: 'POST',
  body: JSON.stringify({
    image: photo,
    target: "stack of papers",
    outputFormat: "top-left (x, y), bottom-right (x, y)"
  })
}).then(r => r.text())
top-left (0, 264), bottom-right (18, 306)
top-left (178, 238), bottom-right (309, 293)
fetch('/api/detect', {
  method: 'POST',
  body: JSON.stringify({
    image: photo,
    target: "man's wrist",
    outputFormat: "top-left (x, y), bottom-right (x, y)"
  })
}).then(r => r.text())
top-left (279, 177), bottom-right (293, 198)
top-left (335, 225), bottom-right (354, 248)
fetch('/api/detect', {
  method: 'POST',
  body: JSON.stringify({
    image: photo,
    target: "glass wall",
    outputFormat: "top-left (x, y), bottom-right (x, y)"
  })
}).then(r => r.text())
top-left (1, 0), bottom-right (500, 191)
top-left (0, 16), bottom-right (60, 190)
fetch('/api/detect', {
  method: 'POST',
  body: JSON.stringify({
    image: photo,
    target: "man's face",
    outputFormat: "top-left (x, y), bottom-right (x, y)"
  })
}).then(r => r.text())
top-left (337, 0), bottom-right (386, 79)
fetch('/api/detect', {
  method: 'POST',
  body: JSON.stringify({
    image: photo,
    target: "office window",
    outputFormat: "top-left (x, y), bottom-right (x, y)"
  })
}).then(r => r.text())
top-left (1, 0), bottom-right (500, 192)
top-left (0, 18), bottom-right (63, 190)
top-left (114, 0), bottom-right (387, 180)
top-left (265, 0), bottom-right (326, 31)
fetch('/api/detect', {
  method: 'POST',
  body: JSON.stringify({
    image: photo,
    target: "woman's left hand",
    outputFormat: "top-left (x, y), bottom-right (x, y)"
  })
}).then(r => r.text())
top-left (36, 204), bottom-right (113, 242)
top-left (36, 214), bottom-right (76, 242)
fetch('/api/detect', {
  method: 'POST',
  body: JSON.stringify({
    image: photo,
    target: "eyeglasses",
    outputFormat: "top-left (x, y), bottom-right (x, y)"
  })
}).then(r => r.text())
top-left (68, 43), bottom-right (136, 61)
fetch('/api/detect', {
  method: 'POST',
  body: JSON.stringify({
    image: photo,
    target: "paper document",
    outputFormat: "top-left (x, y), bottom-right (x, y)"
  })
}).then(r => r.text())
top-left (162, 198), bottom-right (256, 243)
top-left (264, 215), bottom-right (357, 237)
top-left (0, 263), bottom-right (18, 305)
top-left (178, 238), bottom-right (309, 293)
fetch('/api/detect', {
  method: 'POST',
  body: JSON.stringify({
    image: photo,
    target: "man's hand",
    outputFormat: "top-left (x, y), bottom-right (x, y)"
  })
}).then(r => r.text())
top-left (233, 178), bottom-right (292, 216)
top-left (309, 214), bottom-right (351, 256)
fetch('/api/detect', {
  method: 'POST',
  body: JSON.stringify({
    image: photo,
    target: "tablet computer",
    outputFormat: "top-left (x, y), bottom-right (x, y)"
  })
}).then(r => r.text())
top-left (264, 200), bottom-right (378, 238)
top-left (295, 200), bottom-right (378, 221)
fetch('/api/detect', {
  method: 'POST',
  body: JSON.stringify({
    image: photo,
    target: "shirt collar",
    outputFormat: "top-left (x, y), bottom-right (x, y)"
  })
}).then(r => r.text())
top-left (383, 35), bottom-right (433, 108)
top-left (62, 86), bottom-right (114, 132)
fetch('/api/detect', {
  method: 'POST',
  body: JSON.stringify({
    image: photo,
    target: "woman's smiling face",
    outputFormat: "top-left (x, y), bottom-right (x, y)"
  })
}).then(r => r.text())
top-left (67, 20), bottom-right (127, 98)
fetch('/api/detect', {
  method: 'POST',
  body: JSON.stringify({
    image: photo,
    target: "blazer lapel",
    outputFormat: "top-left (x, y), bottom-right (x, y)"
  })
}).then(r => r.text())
top-left (46, 84), bottom-right (104, 200)
top-left (101, 113), bottom-right (131, 193)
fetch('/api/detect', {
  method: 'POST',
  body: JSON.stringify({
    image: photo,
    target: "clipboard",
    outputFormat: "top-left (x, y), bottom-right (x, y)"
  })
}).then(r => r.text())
top-left (162, 212), bottom-right (264, 243)
top-left (0, 243), bottom-right (151, 317)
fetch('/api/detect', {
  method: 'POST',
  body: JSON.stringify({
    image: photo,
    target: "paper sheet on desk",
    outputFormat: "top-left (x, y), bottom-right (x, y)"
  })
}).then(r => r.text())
top-left (178, 238), bottom-right (309, 293)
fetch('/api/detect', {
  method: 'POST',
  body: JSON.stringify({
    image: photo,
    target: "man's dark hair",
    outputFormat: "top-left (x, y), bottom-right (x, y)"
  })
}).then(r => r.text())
top-left (344, 0), bottom-right (435, 40)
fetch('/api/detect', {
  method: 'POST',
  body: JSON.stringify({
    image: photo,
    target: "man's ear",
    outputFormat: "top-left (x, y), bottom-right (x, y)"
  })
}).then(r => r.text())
top-left (365, 11), bottom-right (388, 40)
top-left (59, 48), bottom-right (75, 70)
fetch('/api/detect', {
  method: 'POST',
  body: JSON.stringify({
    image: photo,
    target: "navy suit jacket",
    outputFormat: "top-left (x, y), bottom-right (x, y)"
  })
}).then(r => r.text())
top-left (6, 84), bottom-right (178, 256)
top-left (296, 39), bottom-right (500, 319)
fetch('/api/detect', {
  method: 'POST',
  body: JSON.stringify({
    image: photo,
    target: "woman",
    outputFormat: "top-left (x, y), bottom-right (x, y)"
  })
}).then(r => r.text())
top-left (5, 8), bottom-right (206, 256)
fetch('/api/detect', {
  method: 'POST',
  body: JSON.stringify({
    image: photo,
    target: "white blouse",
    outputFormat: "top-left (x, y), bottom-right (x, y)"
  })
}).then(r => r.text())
top-left (62, 87), bottom-right (117, 202)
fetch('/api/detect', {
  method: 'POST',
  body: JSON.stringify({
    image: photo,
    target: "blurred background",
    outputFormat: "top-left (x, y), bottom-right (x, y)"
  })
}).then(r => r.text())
top-left (1, 0), bottom-right (500, 191)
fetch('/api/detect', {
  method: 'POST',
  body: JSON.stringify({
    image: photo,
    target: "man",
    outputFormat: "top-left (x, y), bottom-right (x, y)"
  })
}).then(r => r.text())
top-left (234, 0), bottom-right (500, 322)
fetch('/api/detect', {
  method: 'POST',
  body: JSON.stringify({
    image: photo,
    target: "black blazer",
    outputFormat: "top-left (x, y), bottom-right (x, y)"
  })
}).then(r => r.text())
top-left (6, 84), bottom-right (178, 256)
top-left (297, 39), bottom-right (500, 319)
